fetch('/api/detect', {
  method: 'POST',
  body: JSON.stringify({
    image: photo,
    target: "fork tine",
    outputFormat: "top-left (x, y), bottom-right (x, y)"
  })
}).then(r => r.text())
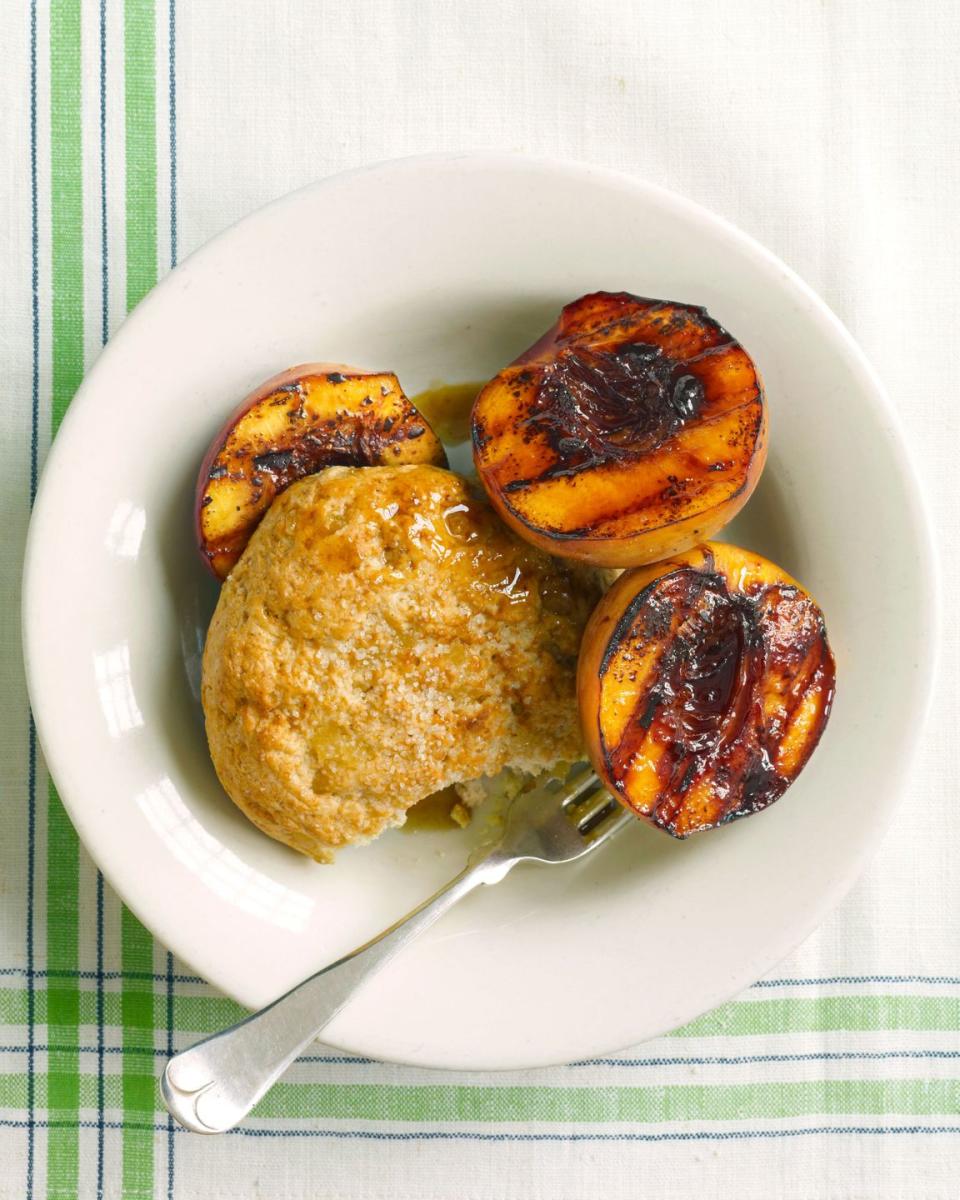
top-left (554, 769), bottom-right (633, 840)
top-left (559, 765), bottom-right (602, 809)
top-left (576, 796), bottom-right (619, 835)
top-left (496, 768), bottom-right (632, 865)
top-left (584, 803), bottom-right (633, 845)
top-left (568, 785), bottom-right (618, 831)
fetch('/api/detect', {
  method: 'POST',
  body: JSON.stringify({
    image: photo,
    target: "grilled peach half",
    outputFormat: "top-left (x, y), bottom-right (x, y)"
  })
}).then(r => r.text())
top-left (472, 292), bottom-right (767, 567)
top-left (578, 542), bottom-right (835, 837)
top-left (196, 363), bottom-right (446, 578)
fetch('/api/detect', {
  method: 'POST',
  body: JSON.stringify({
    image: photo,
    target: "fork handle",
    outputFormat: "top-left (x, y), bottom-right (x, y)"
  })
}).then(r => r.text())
top-left (161, 849), bottom-right (514, 1134)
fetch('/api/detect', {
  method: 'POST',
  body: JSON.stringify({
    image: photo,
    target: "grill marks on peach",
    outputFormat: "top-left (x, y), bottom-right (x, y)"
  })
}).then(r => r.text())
top-left (578, 543), bottom-right (836, 838)
top-left (755, 588), bottom-right (835, 778)
top-left (482, 350), bottom-right (756, 469)
top-left (472, 292), bottom-right (767, 567)
top-left (519, 299), bottom-right (729, 364)
top-left (501, 405), bottom-right (764, 539)
top-left (196, 367), bottom-right (446, 579)
top-left (599, 572), bottom-right (718, 824)
top-left (599, 571), bottom-right (757, 826)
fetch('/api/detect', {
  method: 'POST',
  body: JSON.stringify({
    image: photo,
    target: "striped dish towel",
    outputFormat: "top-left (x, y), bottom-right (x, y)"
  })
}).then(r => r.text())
top-left (3, 1), bottom-right (958, 1198)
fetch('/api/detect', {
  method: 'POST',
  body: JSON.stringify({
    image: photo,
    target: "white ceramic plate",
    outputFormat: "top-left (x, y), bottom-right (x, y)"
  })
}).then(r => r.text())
top-left (23, 154), bottom-right (936, 1069)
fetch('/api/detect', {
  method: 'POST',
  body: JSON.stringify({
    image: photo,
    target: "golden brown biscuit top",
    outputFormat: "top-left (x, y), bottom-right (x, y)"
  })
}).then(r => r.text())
top-left (201, 464), bottom-right (601, 860)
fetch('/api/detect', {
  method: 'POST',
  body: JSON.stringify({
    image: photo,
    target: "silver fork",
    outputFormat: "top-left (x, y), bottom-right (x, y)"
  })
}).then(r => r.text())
top-left (160, 766), bottom-right (631, 1134)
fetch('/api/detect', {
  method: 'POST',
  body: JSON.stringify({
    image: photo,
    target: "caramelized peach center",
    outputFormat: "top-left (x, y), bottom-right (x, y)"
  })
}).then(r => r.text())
top-left (599, 567), bottom-right (834, 833)
top-left (518, 344), bottom-right (706, 483)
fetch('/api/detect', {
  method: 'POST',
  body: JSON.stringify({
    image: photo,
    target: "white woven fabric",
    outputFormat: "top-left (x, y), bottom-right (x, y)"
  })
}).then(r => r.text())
top-left (2, 1), bottom-right (958, 1196)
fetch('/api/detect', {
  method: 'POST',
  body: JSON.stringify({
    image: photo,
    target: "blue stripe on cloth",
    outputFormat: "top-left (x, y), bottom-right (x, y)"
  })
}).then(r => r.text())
top-left (3, 1122), bottom-right (960, 1143)
top-left (165, 7), bottom-right (177, 1190)
top-left (756, 976), bottom-right (960, 988)
top-left (574, 1050), bottom-right (960, 1067)
top-left (166, 8), bottom-right (178, 1196)
top-left (168, 0), bottom-right (177, 269)
top-left (166, 950), bottom-right (175, 1200)
top-left (3, 1045), bottom-right (960, 1070)
top-left (221, 1126), bottom-right (960, 1142)
top-left (98, 0), bottom-right (108, 344)
top-left (96, 873), bottom-right (105, 1198)
top-left (0, 1047), bottom-right (371, 1062)
top-left (27, 0), bottom-right (40, 1194)
top-left (0, 968), bottom-right (204, 983)
top-left (96, 6), bottom-right (108, 1197)
top-left (4, 967), bottom-right (960, 987)
top-left (29, 0), bottom-right (40, 506)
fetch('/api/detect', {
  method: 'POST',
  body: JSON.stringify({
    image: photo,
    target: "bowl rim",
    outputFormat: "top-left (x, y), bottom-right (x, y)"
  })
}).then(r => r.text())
top-left (21, 152), bottom-right (941, 1067)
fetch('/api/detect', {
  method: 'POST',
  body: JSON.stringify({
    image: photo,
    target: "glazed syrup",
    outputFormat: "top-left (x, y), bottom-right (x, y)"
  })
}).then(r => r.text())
top-left (410, 381), bottom-right (482, 447)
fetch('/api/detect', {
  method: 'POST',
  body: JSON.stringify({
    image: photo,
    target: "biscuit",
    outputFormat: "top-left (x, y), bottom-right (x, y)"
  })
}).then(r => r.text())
top-left (202, 464), bottom-right (603, 861)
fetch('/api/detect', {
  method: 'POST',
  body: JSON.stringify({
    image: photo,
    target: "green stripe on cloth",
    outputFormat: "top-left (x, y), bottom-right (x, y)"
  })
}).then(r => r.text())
top-left (48, 0), bottom-right (84, 1193)
top-left (0, 989), bottom-right (246, 1030)
top-left (2, 1074), bottom-right (960, 1124)
top-left (672, 996), bottom-right (960, 1038)
top-left (122, 2), bottom-right (159, 1194)
top-left (252, 1079), bottom-right (960, 1123)
top-left (45, 785), bottom-right (79, 1199)
top-left (49, 0), bottom-right (84, 437)
top-left (125, 0), bottom-right (158, 312)
top-left (121, 910), bottom-right (156, 1200)
top-left (6, 988), bottom-right (960, 1039)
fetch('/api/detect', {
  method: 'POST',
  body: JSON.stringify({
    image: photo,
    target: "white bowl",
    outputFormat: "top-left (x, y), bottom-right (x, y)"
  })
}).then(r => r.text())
top-left (23, 154), bottom-right (936, 1069)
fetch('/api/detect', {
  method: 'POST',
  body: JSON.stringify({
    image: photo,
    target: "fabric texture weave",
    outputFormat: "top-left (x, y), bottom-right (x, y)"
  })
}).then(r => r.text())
top-left (2, 1), bottom-right (958, 1197)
